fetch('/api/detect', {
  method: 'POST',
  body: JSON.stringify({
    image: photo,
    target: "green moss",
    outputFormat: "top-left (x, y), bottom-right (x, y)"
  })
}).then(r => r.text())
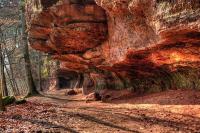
top-left (170, 68), bottom-right (200, 90)
top-left (130, 68), bottom-right (200, 94)
top-left (3, 96), bottom-right (16, 106)
top-left (107, 80), bottom-right (125, 90)
top-left (42, 68), bottom-right (49, 78)
top-left (95, 79), bottom-right (107, 90)
top-left (2, 96), bottom-right (27, 106)
top-left (88, 64), bottom-right (200, 94)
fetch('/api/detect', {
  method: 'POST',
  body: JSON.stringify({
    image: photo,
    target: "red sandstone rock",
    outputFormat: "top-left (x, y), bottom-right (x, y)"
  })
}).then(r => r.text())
top-left (27, 0), bottom-right (200, 93)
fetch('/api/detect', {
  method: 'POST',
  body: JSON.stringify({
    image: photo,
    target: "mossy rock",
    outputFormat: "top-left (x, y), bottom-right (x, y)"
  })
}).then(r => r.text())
top-left (3, 96), bottom-right (16, 106)
top-left (129, 67), bottom-right (200, 95)
top-left (2, 96), bottom-right (27, 106)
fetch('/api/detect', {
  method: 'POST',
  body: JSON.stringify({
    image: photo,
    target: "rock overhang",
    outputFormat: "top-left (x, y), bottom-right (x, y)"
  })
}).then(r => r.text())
top-left (27, 0), bottom-right (200, 92)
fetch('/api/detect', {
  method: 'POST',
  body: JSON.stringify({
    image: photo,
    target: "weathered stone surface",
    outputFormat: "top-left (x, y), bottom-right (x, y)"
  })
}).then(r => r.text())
top-left (27, 0), bottom-right (200, 94)
top-left (28, 0), bottom-right (107, 54)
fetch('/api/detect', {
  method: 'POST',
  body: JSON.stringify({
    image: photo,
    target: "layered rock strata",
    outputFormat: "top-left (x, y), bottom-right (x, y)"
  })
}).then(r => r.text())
top-left (27, 0), bottom-right (200, 94)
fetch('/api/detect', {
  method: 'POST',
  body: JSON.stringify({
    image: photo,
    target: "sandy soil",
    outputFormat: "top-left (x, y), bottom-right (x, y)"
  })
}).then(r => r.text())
top-left (0, 89), bottom-right (200, 133)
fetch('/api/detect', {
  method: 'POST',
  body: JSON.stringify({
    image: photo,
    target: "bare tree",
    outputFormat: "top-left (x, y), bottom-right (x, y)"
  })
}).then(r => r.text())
top-left (21, 0), bottom-right (38, 96)
top-left (0, 42), bottom-right (5, 111)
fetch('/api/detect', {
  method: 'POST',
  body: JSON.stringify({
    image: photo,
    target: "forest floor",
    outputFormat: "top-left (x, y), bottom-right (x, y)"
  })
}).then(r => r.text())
top-left (1, 89), bottom-right (200, 133)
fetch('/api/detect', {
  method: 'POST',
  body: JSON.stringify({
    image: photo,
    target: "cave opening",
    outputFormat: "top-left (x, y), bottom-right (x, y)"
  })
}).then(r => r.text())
top-left (58, 77), bottom-right (71, 89)
top-left (40, 0), bottom-right (59, 9)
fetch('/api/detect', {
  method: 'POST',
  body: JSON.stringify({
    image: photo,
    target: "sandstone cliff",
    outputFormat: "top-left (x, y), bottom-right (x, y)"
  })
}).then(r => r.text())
top-left (27, 0), bottom-right (200, 94)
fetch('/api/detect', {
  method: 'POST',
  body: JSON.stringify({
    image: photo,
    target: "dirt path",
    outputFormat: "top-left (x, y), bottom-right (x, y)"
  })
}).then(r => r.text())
top-left (1, 89), bottom-right (200, 133)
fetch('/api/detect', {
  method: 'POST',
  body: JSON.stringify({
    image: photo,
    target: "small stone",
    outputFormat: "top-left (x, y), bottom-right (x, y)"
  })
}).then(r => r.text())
top-left (65, 90), bottom-right (77, 96)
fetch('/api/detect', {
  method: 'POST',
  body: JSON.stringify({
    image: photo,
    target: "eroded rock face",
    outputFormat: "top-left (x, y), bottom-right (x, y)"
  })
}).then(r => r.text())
top-left (27, 0), bottom-right (200, 94)
top-left (28, 0), bottom-right (107, 55)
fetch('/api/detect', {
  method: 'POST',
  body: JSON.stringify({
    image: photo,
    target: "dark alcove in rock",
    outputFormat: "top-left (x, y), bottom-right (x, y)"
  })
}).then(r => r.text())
top-left (58, 77), bottom-right (71, 89)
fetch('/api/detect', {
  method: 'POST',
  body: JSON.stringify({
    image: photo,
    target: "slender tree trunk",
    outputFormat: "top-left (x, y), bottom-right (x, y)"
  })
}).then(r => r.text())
top-left (47, 56), bottom-right (50, 77)
top-left (2, 65), bottom-right (8, 96)
top-left (0, 40), bottom-right (8, 97)
top-left (0, 25), bottom-right (20, 95)
top-left (4, 65), bottom-right (15, 95)
top-left (0, 43), bottom-right (5, 111)
top-left (21, 1), bottom-right (38, 96)
top-left (38, 52), bottom-right (42, 91)
top-left (1, 49), bottom-right (8, 96)
top-left (0, 79), bottom-right (5, 111)
top-left (4, 49), bottom-right (19, 95)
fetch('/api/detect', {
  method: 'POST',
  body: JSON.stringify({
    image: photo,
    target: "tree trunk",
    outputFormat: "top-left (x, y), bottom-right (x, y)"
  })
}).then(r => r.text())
top-left (0, 79), bottom-right (5, 111)
top-left (21, 1), bottom-right (38, 96)
top-left (4, 65), bottom-right (15, 95)
top-left (0, 49), bottom-right (8, 96)
top-left (4, 48), bottom-right (19, 95)
top-left (38, 52), bottom-right (42, 91)
top-left (0, 43), bottom-right (5, 111)
top-left (2, 65), bottom-right (8, 96)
